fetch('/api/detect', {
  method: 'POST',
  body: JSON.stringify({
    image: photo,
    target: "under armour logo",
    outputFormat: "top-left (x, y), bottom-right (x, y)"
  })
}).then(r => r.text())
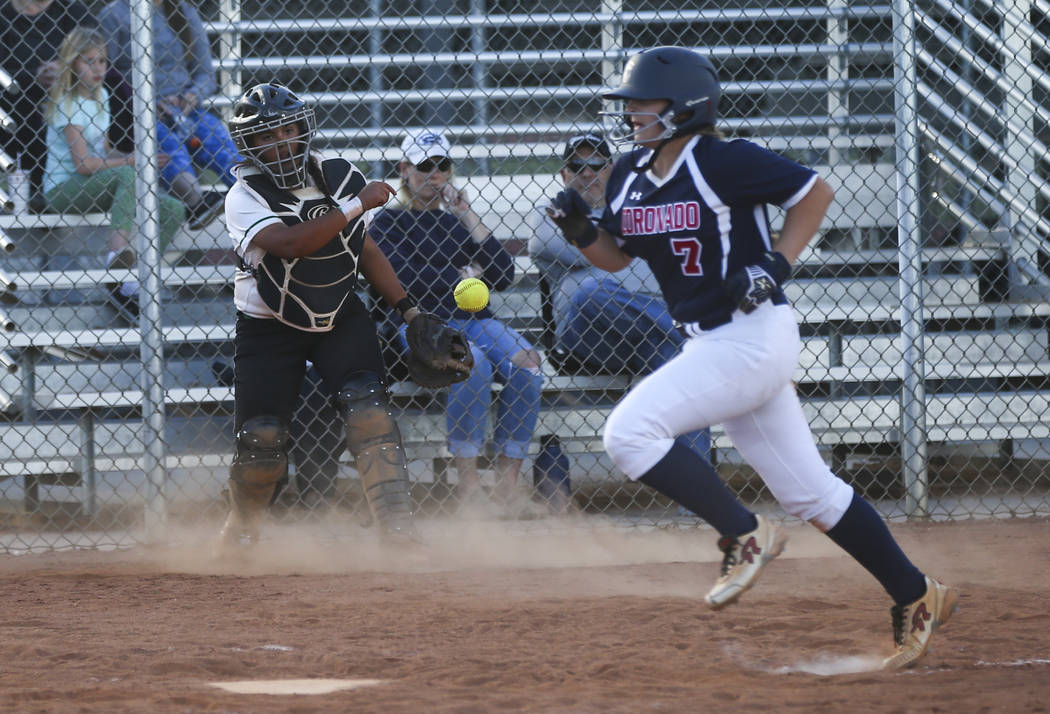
top-left (911, 602), bottom-right (932, 634)
top-left (629, 191), bottom-right (642, 200)
top-left (740, 536), bottom-right (762, 564)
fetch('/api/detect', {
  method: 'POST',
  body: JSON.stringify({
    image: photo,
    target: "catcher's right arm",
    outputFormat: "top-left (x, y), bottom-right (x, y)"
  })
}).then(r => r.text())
top-left (404, 312), bottom-right (474, 388)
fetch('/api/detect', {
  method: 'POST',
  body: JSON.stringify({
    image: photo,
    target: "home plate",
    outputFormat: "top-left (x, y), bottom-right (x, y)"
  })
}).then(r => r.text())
top-left (209, 678), bottom-right (386, 695)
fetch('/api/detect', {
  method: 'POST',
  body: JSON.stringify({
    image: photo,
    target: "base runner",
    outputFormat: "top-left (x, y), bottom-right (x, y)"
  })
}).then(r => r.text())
top-left (547, 47), bottom-right (958, 669)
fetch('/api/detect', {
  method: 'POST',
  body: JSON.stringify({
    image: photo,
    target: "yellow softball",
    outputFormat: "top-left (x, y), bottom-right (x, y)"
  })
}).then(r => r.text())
top-left (454, 277), bottom-right (490, 312)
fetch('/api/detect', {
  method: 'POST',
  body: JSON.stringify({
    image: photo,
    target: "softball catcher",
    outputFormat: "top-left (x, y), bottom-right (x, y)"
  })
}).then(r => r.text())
top-left (219, 82), bottom-right (471, 547)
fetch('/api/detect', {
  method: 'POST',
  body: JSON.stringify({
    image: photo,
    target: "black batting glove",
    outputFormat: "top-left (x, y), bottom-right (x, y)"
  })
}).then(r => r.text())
top-left (546, 188), bottom-right (598, 248)
top-left (724, 251), bottom-right (792, 314)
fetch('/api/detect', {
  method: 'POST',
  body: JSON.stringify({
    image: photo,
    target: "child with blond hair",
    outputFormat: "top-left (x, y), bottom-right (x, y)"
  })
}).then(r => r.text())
top-left (42, 26), bottom-right (184, 320)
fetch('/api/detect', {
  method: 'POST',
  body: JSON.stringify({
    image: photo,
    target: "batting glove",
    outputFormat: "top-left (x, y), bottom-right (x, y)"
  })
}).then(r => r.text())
top-left (724, 251), bottom-right (792, 314)
top-left (546, 188), bottom-right (598, 248)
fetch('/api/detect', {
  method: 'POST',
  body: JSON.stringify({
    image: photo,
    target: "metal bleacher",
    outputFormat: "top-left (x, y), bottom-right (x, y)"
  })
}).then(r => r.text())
top-left (3, 0), bottom-right (1050, 516)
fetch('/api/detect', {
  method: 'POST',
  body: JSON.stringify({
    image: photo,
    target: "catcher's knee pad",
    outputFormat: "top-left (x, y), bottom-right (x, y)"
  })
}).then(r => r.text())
top-left (337, 373), bottom-right (401, 454)
top-left (228, 415), bottom-right (290, 522)
top-left (232, 415), bottom-right (290, 484)
top-left (337, 373), bottom-right (414, 530)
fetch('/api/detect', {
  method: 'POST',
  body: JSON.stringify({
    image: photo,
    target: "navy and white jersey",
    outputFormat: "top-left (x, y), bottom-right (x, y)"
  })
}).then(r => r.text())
top-left (597, 134), bottom-right (817, 327)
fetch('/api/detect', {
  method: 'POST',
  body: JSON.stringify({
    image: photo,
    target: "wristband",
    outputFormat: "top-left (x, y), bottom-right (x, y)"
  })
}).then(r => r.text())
top-left (341, 197), bottom-right (363, 221)
top-left (573, 221), bottom-right (599, 249)
top-left (766, 251), bottom-right (791, 284)
top-left (395, 297), bottom-right (418, 322)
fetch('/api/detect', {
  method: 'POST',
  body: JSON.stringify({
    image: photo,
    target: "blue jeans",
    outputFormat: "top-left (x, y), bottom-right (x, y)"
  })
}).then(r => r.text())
top-left (401, 318), bottom-right (542, 459)
top-left (559, 276), bottom-right (712, 459)
top-left (558, 276), bottom-right (682, 374)
top-left (158, 108), bottom-right (242, 188)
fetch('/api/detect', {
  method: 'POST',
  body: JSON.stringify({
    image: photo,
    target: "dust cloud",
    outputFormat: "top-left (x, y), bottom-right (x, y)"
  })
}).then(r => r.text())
top-left (768, 653), bottom-right (885, 676)
top-left (144, 510), bottom-right (847, 601)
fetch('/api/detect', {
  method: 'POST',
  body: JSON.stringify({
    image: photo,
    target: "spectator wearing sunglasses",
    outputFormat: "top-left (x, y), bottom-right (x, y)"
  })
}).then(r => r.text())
top-left (528, 133), bottom-right (712, 463)
top-left (370, 129), bottom-right (547, 518)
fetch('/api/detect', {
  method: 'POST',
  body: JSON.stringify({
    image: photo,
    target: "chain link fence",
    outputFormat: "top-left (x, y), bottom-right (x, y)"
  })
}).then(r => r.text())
top-left (1, 0), bottom-right (1049, 553)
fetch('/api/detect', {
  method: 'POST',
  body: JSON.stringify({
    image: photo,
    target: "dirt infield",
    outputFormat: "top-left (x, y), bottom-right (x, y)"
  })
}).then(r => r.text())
top-left (2, 516), bottom-right (1048, 713)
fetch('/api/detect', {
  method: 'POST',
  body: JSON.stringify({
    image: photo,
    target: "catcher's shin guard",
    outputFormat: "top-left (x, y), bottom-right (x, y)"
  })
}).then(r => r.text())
top-left (220, 415), bottom-right (290, 543)
top-left (338, 373), bottom-right (418, 542)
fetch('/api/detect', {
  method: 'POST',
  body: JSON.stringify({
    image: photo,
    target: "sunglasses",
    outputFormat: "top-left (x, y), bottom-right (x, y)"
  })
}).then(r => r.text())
top-left (415, 157), bottom-right (453, 173)
top-left (565, 158), bottom-right (609, 173)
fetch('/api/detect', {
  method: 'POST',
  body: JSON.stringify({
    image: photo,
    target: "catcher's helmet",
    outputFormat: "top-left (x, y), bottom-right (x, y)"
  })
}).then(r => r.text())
top-left (228, 83), bottom-right (317, 189)
top-left (600, 47), bottom-right (720, 145)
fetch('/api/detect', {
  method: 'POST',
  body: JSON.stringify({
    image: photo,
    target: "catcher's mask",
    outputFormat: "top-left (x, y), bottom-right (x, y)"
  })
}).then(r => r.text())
top-left (229, 83), bottom-right (317, 189)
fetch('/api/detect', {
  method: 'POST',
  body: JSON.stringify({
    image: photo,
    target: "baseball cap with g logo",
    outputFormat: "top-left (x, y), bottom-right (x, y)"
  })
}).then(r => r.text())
top-left (401, 129), bottom-right (453, 166)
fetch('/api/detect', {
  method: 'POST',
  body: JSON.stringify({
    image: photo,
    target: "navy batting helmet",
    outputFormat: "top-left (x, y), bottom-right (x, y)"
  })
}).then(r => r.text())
top-left (600, 47), bottom-right (720, 145)
top-left (228, 83), bottom-right (317, 189)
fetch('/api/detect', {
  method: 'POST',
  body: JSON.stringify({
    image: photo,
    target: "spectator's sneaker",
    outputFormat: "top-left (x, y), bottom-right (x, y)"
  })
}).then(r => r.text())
top-left (496, 488), bottom-right (552, 520)
top-left (107, 247), bottom-right (136, 270)
top-left (188, 190), bottom-right (226, 230)
top-left (883, 576), bottom-right (960, 669)
top-left (210, 360), bottom-right (236, 387)
top-left (704, 515), bottom-right (787, 609)
top-left (535, 486), bottom-right (573, 516)
top-left (106, 282), bottom-right (139, 323)
top-left (455, 484), bottom-right (494, 516)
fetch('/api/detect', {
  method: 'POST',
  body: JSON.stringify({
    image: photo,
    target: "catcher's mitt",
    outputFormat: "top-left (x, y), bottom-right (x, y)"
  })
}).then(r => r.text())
top-left (405, 312), bottom-right (474, 388)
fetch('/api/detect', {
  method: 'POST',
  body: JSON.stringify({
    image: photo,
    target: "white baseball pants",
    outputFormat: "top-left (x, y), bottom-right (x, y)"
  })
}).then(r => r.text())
top-left (603, 300), bottom-right (854, 530)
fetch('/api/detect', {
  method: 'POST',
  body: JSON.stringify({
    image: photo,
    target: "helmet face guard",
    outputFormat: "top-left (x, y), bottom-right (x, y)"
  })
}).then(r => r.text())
top-left (598, 104), bottom-right (676, 146)
top-left (232, 107), bottom-right (316, 189)
top-left (229, 84), bottom-right (317, 189)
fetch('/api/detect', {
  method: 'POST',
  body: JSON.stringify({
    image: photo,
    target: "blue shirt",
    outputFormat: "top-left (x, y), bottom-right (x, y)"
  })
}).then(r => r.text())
top-left (598, 135), bottom-right (816, 327)
top-left (369, 207), bottom-right (515, 321)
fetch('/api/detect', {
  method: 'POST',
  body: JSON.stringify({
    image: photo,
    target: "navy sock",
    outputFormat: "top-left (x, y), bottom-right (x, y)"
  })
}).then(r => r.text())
top-left (638, 439), bottom-right (757, 537)
top-left (825, 492), bottom-right (926, 605)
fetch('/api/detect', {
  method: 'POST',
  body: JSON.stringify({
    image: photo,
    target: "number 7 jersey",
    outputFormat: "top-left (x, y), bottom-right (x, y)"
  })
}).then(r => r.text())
top-left (597, 134), bottom-right (818, 329)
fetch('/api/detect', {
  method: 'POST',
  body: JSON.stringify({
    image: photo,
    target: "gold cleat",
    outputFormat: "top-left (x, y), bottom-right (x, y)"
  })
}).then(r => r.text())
top-left (883, 576), bottom-right (960, 669)
top-left (704, 515), bottom-right (787, 609)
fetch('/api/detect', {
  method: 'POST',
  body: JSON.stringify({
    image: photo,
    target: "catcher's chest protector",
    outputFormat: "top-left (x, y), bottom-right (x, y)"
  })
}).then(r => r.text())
top-left (243, 158), bottom-right (367, 331)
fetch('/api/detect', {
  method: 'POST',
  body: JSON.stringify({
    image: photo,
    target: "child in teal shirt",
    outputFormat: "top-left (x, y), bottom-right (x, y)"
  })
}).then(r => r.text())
top-left (43, 26), bottom-right (183, 320)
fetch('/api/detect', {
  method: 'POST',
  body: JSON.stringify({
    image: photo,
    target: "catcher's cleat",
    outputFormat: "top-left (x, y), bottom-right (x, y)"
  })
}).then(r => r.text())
top-left (379, 520), bottom-right (423, 546)
top-left (212, 511), bottom-right (260, 558)
top-left (704, 515), bottom-right (787, 609)
top-left (883, 576), bottom-right (959, 670)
